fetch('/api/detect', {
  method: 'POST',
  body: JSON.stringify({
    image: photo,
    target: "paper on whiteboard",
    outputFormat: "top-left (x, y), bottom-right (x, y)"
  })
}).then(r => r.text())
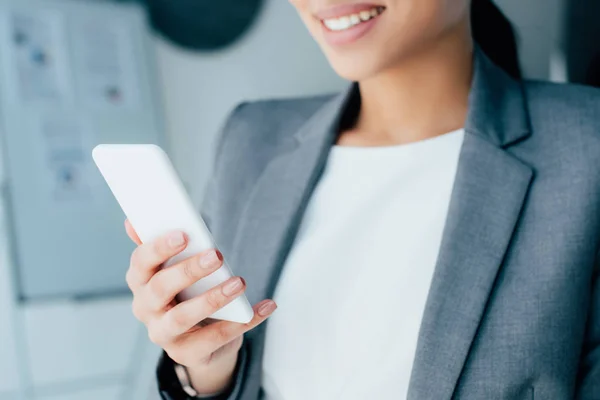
top-left (9, 10), bottom-right (71, 105)
top-left (71, 20), bottom-right (140, 110)
top-left (39, 116), bottom-right (96, 203)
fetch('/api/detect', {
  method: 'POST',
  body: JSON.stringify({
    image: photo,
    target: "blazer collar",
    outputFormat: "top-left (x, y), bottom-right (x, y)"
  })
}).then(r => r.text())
top-left (293, 44), bottom-right (531, 149)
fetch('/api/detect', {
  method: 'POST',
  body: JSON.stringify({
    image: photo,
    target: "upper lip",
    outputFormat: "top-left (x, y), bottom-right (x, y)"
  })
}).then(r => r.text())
top-left (314, 3), bottom-right (384, 20)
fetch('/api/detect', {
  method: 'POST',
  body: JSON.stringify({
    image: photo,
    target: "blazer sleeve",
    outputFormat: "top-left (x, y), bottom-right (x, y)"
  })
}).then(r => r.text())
top-left (576, 247), bottom-right (600, 399)
top-left (155, 102), bottom-right (255, 400)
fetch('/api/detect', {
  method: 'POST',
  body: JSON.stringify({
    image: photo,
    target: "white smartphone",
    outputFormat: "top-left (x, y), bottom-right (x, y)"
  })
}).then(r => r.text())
top-left (92, 144), bottom-right (254, 324)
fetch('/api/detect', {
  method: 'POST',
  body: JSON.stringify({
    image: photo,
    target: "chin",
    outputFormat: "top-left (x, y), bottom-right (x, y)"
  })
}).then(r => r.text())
top-left (319, 33), bottom-right (449, 83)
top-left (324, 50), bottom-right (389, 81)
top-left (313, 21), bottom-right (427, 83)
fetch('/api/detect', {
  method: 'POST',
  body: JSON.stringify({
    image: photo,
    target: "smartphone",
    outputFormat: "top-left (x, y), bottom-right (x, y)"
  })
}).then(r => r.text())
top-left (92, 144), bottom-right (254, 324)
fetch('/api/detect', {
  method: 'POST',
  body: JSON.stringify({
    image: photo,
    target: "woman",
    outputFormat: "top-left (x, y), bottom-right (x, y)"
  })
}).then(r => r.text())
top-left (126, 0), bottom-right (600, 399)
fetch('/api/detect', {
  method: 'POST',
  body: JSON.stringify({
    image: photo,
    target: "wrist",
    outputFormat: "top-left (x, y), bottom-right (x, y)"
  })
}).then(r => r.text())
top-left (157, 350), bottom-right (235, 400)
top-left (175, 363), bottom-right (233, 398)
top-left (186, 355), bottom-right (238, 396)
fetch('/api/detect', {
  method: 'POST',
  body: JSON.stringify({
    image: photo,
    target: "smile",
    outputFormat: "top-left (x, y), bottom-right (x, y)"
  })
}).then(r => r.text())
top-left (321, 6), bottom-right (385, 32)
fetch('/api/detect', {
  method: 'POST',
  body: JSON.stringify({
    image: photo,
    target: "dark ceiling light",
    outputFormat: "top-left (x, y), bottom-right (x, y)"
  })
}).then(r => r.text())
top-left (145, 0), bottom-right (264, 51)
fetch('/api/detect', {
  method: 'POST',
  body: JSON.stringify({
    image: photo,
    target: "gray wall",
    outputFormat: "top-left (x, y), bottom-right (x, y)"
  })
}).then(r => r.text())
top-left (496, 0), bottom-right (567, 81)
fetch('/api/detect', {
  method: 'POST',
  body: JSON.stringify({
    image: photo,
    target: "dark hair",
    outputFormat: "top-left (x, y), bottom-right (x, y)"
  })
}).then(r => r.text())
top-left (471, 0), bottom-right (522, 80)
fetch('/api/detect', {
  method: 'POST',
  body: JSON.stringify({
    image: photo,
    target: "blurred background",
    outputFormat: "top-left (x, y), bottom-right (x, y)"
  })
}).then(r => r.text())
top-left (0, 0), bottom-right (597, 399)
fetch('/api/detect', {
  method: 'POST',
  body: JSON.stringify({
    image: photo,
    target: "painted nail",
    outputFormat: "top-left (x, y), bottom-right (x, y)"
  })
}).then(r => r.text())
top-left (222, 277), bottom-right (243, 296)
top-left (258, 301), bottom-right (277, 317)
top-left (198, 250), bottom-right (219, 269)
top-left (168, 232), bottom-right (185, 248)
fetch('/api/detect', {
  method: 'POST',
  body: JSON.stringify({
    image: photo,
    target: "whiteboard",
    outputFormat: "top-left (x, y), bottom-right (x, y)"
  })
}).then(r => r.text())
top-left (0, 0), bottom-right (166, 300)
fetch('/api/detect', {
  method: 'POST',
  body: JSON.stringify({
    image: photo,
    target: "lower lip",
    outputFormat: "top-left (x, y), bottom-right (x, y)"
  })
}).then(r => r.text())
top-left (320, 14), bottom-right (382, 46)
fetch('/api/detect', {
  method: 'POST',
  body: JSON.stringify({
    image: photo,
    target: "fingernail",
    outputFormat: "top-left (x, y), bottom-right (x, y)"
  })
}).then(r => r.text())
top-left (168, 232), bottom-right (185, 248)
top-left (198, 250), bottom-right (219, 269)
top-left (258, 301), bottom-right (277, 317)
top-left (222, 277), bottom-right (244, 296)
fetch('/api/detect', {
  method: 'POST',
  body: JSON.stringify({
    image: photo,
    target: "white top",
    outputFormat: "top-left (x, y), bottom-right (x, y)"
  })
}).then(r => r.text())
top-left (261, 128), bottom-right (465, 400)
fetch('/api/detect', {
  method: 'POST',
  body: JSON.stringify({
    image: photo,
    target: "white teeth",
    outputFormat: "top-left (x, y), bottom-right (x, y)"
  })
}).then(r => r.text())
top-left (326, 19), bottom-right (339, 30)
top-left (338, 16), bottom-right (351, 29)
top-left (322, 7), bottom-right (383, 32)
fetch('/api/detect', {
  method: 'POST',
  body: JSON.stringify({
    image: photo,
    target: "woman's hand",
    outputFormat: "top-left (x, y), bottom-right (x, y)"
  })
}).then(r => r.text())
top-left (124, 219), bottom-right (277, 395)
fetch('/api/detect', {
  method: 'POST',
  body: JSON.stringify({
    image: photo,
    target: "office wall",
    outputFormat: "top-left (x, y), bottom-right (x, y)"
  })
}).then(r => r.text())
top-left (496, 0), bottom-right (567, 81)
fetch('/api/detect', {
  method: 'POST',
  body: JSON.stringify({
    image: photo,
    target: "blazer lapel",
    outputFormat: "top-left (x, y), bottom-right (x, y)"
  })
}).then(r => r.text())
top-left (407, 47), bottom-right (534, 399)
top-left (406, 134), bottom-right (533, 399)
top-left (229, 84), bottom-right (357, 303)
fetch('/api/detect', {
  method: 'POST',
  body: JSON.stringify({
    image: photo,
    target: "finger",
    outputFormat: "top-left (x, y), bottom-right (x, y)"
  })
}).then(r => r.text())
top-left (176, 299), bottom-right (277, 355)
top-left (126, 231), bottom-right (187, 290)
top-left (145, 249), bottom-right (224, 311)
top-left (125, 219), bottom-right (142, 245)
top-left (160, 276), bottom-right (247, 337)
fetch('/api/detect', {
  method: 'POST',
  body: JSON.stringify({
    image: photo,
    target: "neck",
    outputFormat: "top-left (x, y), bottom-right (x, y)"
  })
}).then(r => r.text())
top-left (345, 24), bottom-right (474, 146)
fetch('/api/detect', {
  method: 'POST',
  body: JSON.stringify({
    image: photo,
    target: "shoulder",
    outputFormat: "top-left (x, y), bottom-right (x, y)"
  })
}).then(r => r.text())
top-left (207, 92), bottom-right (334, 198)
top-left (515, 81), bottom-right (600, 189)
top-left (201, 94), bottom-right (335, 244)
top-left (213, 93), bottom-right (335, 178)
top-left (523, 80), bottom-right (600, 135)
top-left (222, 93), bottom-right (335, 148)
top-left (524, 79), bottom-right (600, 105)
top-left (518, 81), bottom-right (600, 169)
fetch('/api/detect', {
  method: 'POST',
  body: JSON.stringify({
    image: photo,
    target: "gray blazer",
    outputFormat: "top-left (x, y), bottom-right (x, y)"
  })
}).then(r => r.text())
top-left (179, 48), bottom-right (600, 399)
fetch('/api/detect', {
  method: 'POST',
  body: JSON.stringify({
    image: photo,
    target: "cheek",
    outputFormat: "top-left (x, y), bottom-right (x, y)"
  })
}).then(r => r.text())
top-left (289, 0), bottom-right (307, 12)
top-left (443, 0), bottom-right (471, 25)
top-left (383, 0), bottom-right (468, 47)
top-left (289, 0), bottom-right (321, 36)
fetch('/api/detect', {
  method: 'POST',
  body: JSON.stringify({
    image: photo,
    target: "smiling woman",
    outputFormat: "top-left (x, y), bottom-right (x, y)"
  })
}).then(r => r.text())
top-left (132, 1), bottom-right (600, 399)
